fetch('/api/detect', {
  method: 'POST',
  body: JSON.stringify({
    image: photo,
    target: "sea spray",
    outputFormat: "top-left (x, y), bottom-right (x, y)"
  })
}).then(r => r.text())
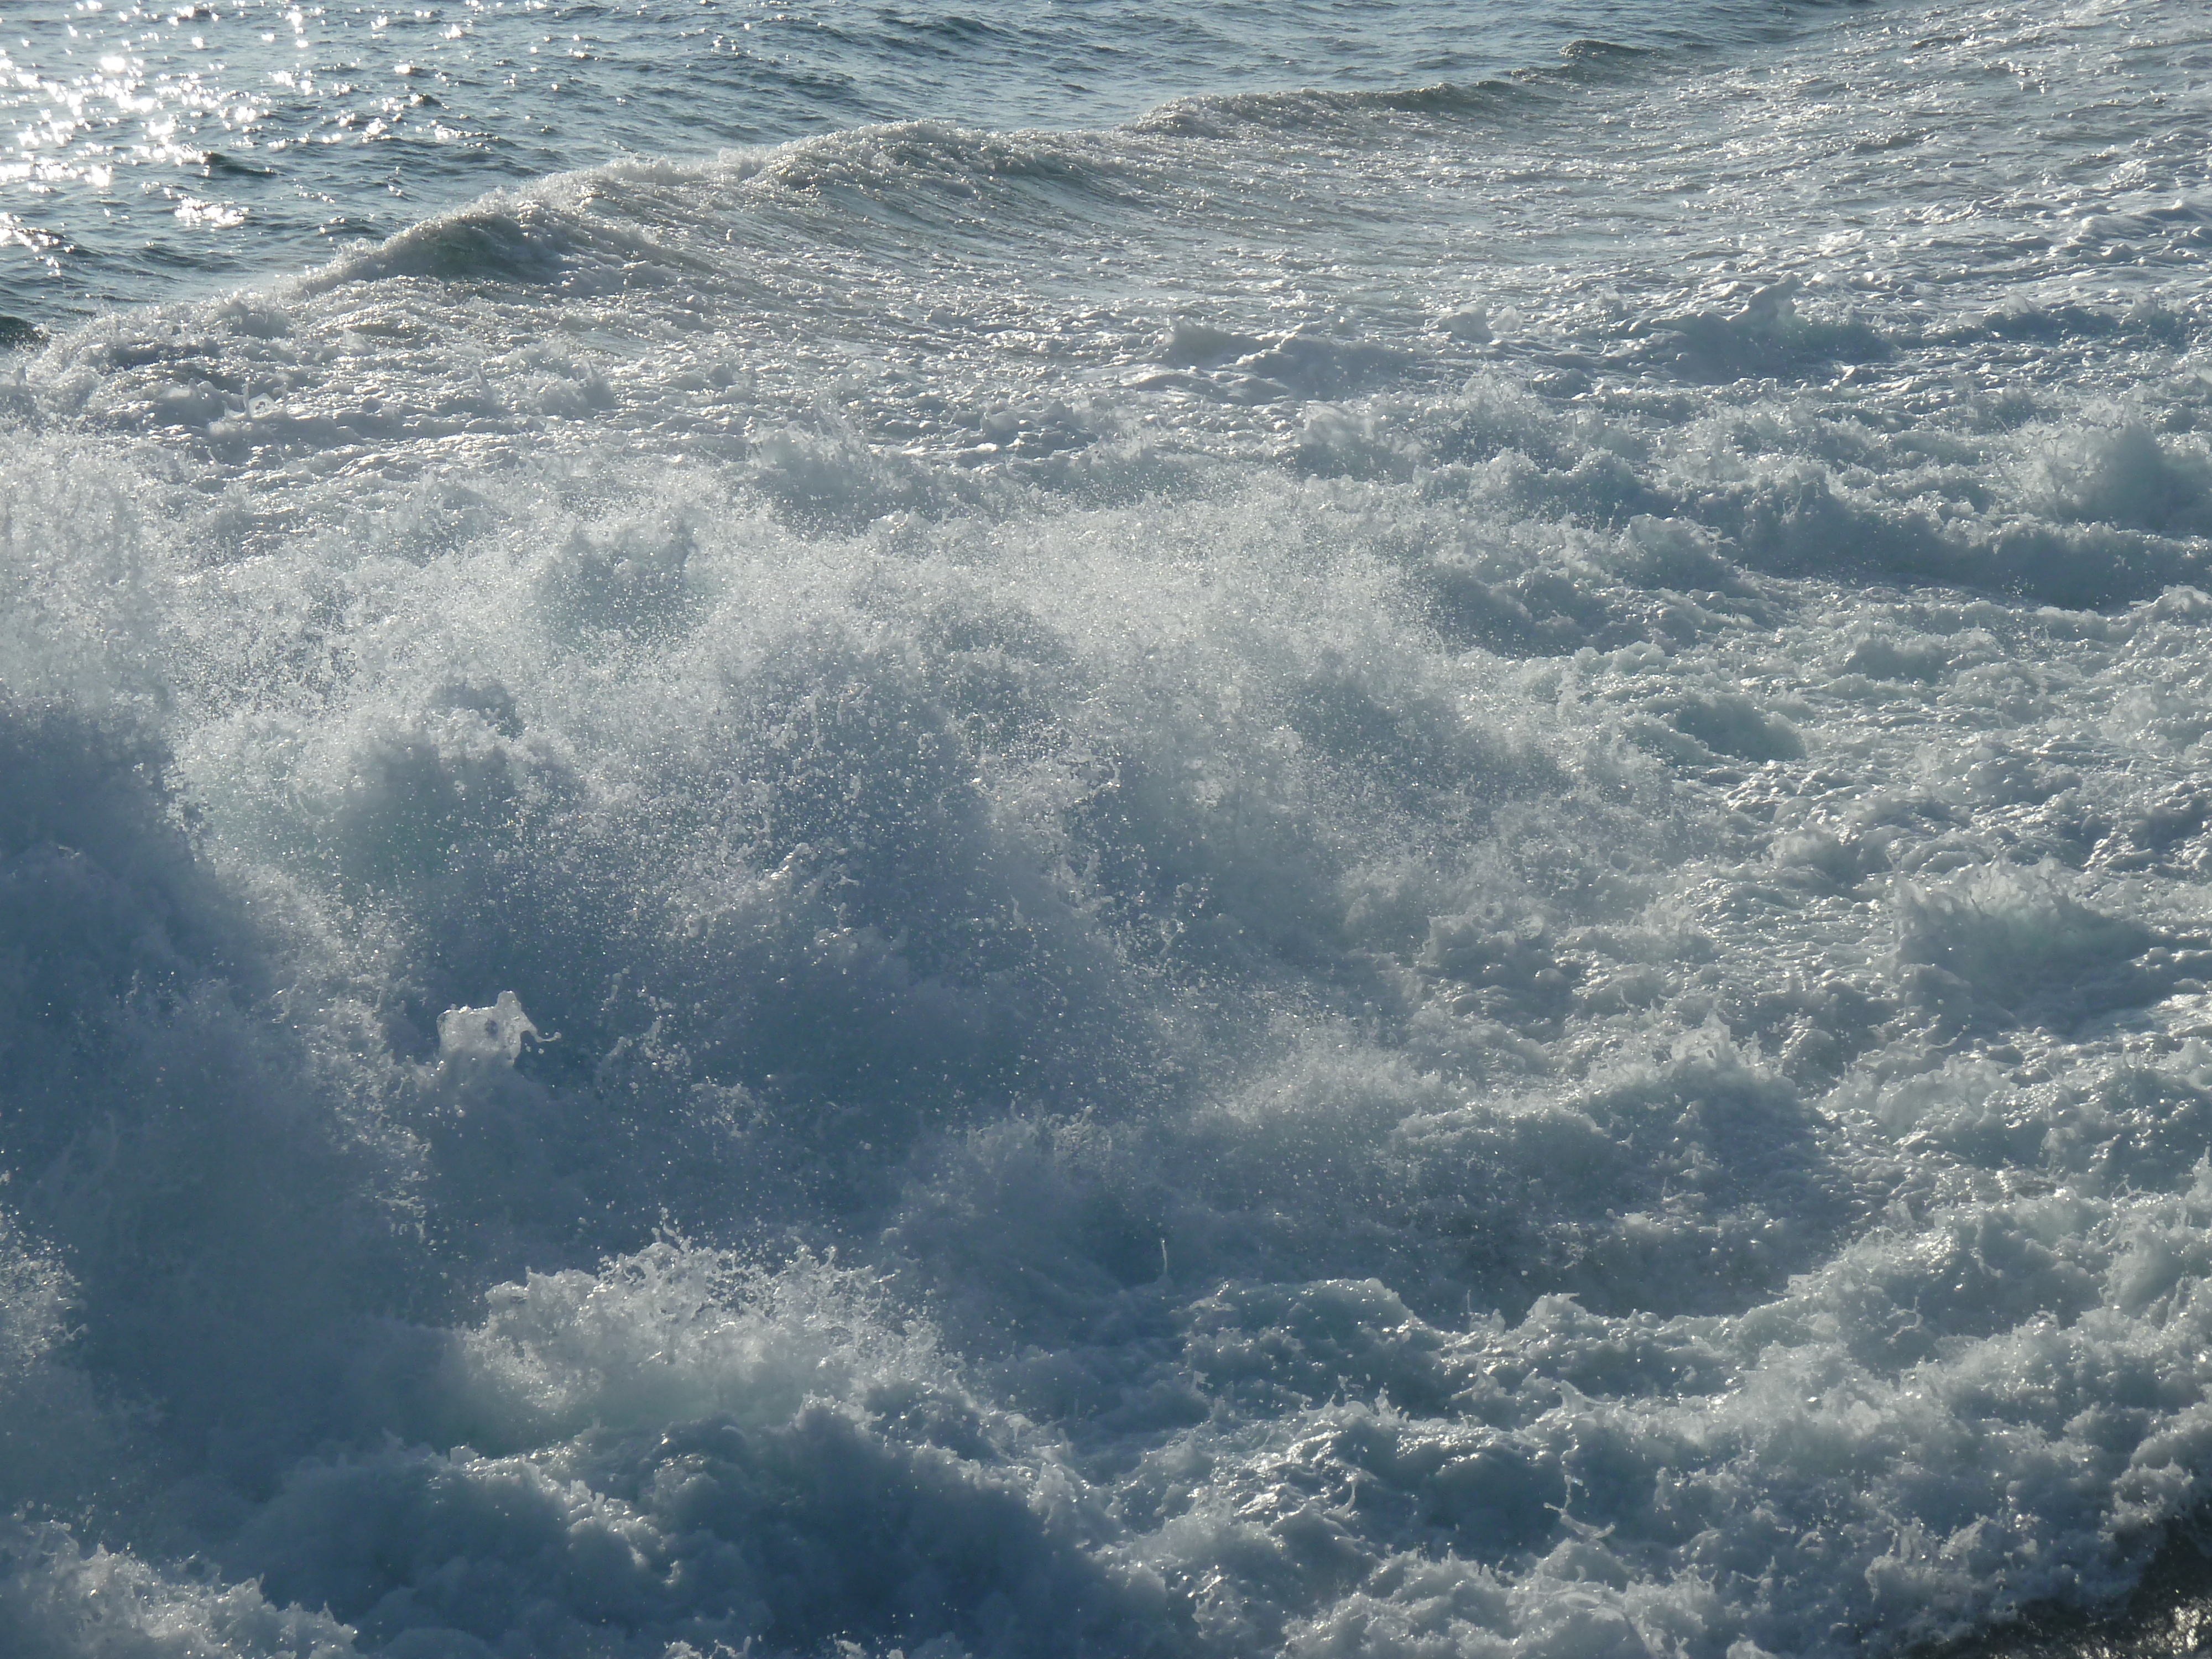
top-left (6, 0), bottom-right (2212, 1653)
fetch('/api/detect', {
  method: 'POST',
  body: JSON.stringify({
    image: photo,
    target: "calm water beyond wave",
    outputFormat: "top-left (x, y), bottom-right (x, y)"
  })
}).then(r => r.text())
top-left (7, 2), bottom-right (2212, 1657)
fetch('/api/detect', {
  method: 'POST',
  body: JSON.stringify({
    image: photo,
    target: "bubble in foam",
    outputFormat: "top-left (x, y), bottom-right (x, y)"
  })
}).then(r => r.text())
top-left (436, 990), bottom-right (539, 1067)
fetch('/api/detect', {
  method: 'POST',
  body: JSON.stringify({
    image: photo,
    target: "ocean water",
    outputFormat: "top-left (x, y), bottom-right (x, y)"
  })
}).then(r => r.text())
top-left (0, 0), bottom-right (1791, 323)
top-left (6, 0), bottom-right (2212, 1655)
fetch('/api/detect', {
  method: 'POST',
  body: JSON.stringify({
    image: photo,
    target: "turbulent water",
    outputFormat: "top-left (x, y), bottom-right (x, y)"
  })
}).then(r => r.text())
top-left (7, 0), bottom-right (2212, 1655)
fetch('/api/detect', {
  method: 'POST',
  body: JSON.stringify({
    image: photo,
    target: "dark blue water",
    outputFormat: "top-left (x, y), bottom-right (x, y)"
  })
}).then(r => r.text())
top-left (0, 0), bottom-right (1791, 322)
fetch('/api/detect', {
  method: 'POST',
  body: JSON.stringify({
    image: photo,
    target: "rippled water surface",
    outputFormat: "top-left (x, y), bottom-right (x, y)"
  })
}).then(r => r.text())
top-left (3, 0), bottom-right (1785, 320)
top-left (6, 2), bottom-right (2212, 1657)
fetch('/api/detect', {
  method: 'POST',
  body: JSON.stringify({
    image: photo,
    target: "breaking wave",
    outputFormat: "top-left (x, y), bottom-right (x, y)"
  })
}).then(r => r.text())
top-left (6, 0), bottom-right (2212, 1655)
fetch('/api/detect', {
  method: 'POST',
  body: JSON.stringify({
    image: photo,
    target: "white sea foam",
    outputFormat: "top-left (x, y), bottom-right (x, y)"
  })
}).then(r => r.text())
top-left (4, 0), bottom-right (2212, 1654)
